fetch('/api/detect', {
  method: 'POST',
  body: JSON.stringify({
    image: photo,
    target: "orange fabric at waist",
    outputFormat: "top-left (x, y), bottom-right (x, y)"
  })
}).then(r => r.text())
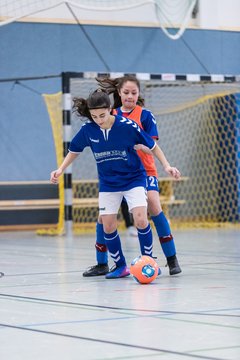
top-left (137, 150), bottom-right (158, 177)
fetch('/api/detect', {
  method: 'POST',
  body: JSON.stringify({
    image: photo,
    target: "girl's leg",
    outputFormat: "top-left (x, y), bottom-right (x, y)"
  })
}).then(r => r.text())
top-left (121, 198), bottom-right (134, 228)
top-left (124, 187), bottom-right (153, 259)
top-left (95, 218), bottom-right (108, 264)
top-left (131, 206), bottom-right (153, 258)
top-left (83, 191), bottom-right (126, 278)
top-left (82, 215), bottom-right (109, 277)
top-left (102, 214), bottom-right (130, 279)
top-left (148, 189), bottom-right (181, 275)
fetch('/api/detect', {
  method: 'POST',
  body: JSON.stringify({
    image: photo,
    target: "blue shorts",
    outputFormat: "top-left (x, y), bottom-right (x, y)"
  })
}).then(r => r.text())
top-left (146, 176), bottom-right (159, 192)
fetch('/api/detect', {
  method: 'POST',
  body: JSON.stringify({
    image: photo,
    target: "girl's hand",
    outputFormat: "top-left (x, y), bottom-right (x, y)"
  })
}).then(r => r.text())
top-left (164, 165), bottom-right (181, 180)
top-left (50, 168), bottom-right (63, 184)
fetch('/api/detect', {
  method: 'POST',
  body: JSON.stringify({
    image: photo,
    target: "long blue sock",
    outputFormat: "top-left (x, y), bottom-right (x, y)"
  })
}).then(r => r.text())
top-left (104, 230), bottom-right (126, 267)
top-left (137, 223), bottom-right (153, 257)
top-left (95, 222), bottom-right (108, 265)
top-left (151, 212), bottom-right (176, 258)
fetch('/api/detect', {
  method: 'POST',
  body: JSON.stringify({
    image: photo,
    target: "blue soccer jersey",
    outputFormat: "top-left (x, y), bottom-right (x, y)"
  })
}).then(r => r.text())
top-left (69, 115), bottom-right (156, 192)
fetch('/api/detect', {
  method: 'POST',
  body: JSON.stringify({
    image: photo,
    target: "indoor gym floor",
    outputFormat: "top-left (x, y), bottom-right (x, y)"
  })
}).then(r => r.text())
top-left (0, 228), bottom-right (239, 360)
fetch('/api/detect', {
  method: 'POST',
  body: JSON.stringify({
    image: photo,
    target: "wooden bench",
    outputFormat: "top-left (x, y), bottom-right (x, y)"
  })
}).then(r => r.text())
top-left (71, 177), bottom-right (188, 221)
top-left (0, 181), bottom-right (59, 230)
top-left (0, 177), bottom-right (188, 230)
top-left (73, 196), bottom-right (186, 208)
top-left (0, 177), bottom-right (188, 210)
top-left (0, 198), bottom-right (60, 210)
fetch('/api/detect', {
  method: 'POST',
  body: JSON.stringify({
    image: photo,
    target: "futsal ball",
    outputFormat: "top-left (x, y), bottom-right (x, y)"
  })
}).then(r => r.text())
top-left (130, 255), bottom-right (159, 284)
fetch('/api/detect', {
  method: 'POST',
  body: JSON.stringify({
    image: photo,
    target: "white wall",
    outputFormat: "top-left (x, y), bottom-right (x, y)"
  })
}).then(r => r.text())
top-left (1, 0), bottom-right (240, 30)
top-left (198, 0), bottom-right (240, 30)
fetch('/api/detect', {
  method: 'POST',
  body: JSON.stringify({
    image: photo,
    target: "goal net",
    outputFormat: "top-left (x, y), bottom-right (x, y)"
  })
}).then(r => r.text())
top-left (43, 72), bottom-right (240, 233)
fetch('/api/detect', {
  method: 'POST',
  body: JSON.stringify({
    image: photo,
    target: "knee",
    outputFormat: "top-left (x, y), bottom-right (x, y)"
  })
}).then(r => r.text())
top-left (103, 224), bottom-right (116, 234)
top-left (148, 201), bottom-right (162, 216)
top-left (102, 215), bottom-right (118, 234)
top-left (133, 212), bottom-right (148, 229)
top-left (136, 220), bottom-right (148, 229)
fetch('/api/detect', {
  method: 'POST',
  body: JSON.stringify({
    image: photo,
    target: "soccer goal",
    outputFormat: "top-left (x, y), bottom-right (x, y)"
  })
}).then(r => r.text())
top-left (42, 72), bottom-right (240, 234)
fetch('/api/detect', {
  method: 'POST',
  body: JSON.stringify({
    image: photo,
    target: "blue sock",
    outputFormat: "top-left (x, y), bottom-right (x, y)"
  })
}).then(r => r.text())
top-left (137, 223), bottom-right (153, 257)
top-left (151, 212), bottom-right (176, 258)
top-left (95, 222), bottom-right (108, 265)
top-left (104, 230), bottom-right (126, 267)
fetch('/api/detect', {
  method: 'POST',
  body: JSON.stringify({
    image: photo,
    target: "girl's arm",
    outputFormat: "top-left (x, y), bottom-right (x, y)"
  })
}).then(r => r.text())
top-left (50, 152), bottom-right (79, 184)
top-left (151, 143), bottom-right (181, 179)
top-left (134, 143), bottom-right (152, 154)
top-left (135, 142), bottom-right (181, 179)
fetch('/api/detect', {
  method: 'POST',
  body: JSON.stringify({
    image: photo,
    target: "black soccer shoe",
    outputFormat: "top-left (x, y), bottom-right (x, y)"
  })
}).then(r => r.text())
top-left (167, 255), bottom-right (182, 275)
top-left (0, 272), bottom-right (4, 278)
top-left (82, 264), bottom-right (109, 277)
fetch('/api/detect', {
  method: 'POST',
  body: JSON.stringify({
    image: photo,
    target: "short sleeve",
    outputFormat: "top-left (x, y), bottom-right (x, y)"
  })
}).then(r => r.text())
top-left (141, 109), bottom-right (159, 140)
top-left (69, 124), bottom-right (89, 153)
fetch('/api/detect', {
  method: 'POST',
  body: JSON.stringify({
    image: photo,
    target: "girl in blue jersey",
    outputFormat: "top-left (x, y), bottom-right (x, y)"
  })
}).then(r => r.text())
top-left (83, 76), bottom-right (182, 278)
top-left (50, 89), bottom-right (180, 279)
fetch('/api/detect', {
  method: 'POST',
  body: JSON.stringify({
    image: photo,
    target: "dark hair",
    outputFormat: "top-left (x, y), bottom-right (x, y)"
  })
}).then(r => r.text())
top-left (73, 89), bottom-right (111, 121)
top-left (96, 75), bottom-right (145, 108)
